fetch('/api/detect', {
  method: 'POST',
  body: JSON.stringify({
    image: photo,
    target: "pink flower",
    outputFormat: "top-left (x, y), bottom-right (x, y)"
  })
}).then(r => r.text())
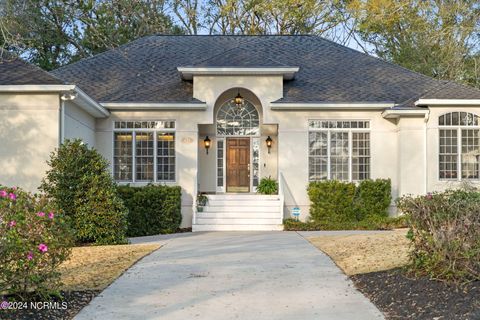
top-left (8, 220), bottom-right (16, 227)
top-left (426, 192), bottom-right (433, 200)
top-left (8, 193), bottom-right (16, 201)
top-left (27, 251), bottom-right (33, 260)
top-left (0, 190), bottom-right (7, 197)
top-left (37, 212), bottom-right (45, 217)
top-left (48, 212), bottom-right (54, 219)
top-left (38, 244), bottom-right (48, 253)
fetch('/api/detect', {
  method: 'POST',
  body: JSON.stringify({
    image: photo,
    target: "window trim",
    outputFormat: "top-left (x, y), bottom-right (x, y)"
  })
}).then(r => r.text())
top-left (308, 119), bottom-right (371, 182)
top-left (113, 120), bottom-right (176, 184)
top-left (438, 112), bottom-right (480, 181)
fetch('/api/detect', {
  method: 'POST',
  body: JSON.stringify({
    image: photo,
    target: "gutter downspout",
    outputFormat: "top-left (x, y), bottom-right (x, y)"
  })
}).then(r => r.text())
top-left (424, 110), bottom-right (430, 194)
top-left (60, 91), bottom-right (77, 145)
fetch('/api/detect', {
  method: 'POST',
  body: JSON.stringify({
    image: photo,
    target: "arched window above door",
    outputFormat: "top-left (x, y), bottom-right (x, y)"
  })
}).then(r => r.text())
top-left (216, 99), bottom-right (260, 136)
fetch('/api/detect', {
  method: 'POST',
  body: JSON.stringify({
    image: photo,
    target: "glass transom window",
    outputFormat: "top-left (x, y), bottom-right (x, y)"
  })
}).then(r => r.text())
top-left (439, 112), bottom-right (480, 180)
top-left (308, 120), bottom-right (370, 182)
top-left (217, 100), bottom-right (260, 136)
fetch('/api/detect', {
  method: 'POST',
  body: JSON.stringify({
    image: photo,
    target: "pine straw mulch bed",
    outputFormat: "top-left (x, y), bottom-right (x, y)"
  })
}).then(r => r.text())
top-left (1, 243), bottom-right (160, 320)
top-left (308, 230), bottom-right (480, 319)
top-left (351, 269), bottom-right (480, 320)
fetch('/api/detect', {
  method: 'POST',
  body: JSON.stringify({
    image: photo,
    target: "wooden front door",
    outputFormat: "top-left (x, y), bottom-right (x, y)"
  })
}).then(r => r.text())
top-left (226, 138), bottom-right (250, 193)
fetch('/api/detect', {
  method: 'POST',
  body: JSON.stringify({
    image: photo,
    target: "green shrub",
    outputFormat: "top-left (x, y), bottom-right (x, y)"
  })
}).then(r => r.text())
top-left (0, 186), bottom-right (73, 298)
top-left (40, 139), bottom-right (127, 245)
top-left (117, 185), bottom-right (182, 237)
top-left (283, 215), bottom-right (406, 231)
top-left (256, 177), bottom-right (278, 195)
top-left (355, 179), bottom-right (392, 220)
top-left (307, 180), bottom-right (356, 223)
top-left (397, 189), bottom-right (480, 282)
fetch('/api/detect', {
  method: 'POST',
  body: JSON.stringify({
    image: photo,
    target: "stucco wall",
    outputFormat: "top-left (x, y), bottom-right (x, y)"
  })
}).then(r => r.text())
top-left (269, 110), bottom-right (399, 220)
top-left (96, 110), bottom-right (206, 228)
top-left (64, 100), bottom-right (96, 147)
top-left (0, 93), bottom-right (60, 192)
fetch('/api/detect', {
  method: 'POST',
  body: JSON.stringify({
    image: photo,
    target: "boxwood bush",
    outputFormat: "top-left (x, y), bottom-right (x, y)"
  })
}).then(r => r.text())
top-left (305, 179), bottom-right (392, 229)
top-left (397, 189), bottom-right (480, 282)
top-left (307, 180), bottom-right (356, 223)
top-left (117, 185), bottom-right (182, 237)
top-left (355, 179), bottom-right (392, 220)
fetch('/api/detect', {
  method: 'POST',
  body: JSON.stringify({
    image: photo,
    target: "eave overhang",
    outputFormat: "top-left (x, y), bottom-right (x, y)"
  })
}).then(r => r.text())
top-left (382, 109), bottom-right (429, 119)
top-left (0, 84), bottom-right (109, 118)
top-left (270, 102), bottom-right (395, 110)
top-left (101, 102), bottom-right (208, 111)
top-left (415, 99), bottom-right (480, 106)
top-left (177, 67), bottom-right (299, 80)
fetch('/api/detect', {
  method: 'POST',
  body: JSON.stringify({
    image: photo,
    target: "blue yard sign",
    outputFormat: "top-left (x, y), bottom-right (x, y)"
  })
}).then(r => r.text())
top-left (292, 207), bottom-right (300, 221)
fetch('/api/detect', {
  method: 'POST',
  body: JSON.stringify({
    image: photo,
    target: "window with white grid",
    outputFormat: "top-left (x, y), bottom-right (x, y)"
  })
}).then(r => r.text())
top-left (114, 132), bottom-right (133, 181)
top-left (157, 133), bottom-right (175, 182)
top-left (352, 132), bottom-right (370, 180)
top-left (439, 113), bottom-right (480, 180)
top-left (113, 121), bottom-right (176, 183)
top-left (309, 120), bottom-right (370, 182)
top-left (135, 132), bottom-right (154, 181)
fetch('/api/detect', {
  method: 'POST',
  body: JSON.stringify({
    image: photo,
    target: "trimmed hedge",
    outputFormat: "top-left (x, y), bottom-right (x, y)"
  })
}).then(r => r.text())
top-left (308, 180), bottom-right (356, 223)
top-left (306, 179), bottom-right (392, 228)
top-left (283, 216), bottom-right (407, 231)
top-left (355, 179), bottom-right (392, 220)
top-left (117, 185), bottom-right (182, 237)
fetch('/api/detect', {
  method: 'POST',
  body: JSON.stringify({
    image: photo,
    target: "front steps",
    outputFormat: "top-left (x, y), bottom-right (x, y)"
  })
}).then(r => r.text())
top-left (193, 194), bottom-right (283, 231)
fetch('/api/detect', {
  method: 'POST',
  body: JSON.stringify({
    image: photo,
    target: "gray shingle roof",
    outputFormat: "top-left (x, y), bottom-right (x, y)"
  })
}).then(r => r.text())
top-left (50, 35), bottom-right (480, 104)
top-left (0, 53), bottom-right (64, 85)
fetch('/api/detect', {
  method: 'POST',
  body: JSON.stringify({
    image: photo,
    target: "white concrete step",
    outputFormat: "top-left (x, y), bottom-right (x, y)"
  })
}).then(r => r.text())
top-left (192, 224), bottom-right (284, 231)
top-left (195, 218), bottom-right (282, 225)
top-left (206, 194), bottom-right (279, 200)
top-left (198, 211), bottom-right (279, 218)
top-left (206, 200), bottom-right (280, 207)
top-left (203, 206), bottom-right (279, 213)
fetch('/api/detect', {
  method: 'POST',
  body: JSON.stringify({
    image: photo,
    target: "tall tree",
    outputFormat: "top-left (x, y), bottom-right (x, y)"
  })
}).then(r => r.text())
top-left (344, 0), bottom-right (480, 87)
top-left (170, 0), bottom-right (346, 37)
top-left (0, 0), bottom-right (183, 70)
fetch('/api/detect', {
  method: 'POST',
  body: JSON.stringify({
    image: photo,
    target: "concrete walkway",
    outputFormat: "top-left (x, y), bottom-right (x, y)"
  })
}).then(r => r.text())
top-left (75, 232), bottom-right (384, 320)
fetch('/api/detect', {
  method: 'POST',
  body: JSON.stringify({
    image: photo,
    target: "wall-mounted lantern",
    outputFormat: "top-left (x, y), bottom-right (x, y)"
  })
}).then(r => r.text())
top-left (204, 136), bottom-right (211, 154)
top-left (266, 136), bottom-right (273, 154)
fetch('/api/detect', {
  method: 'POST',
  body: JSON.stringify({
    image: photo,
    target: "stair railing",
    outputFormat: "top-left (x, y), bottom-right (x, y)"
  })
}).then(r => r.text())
top-left (278, 172), bottom-right (286, 224)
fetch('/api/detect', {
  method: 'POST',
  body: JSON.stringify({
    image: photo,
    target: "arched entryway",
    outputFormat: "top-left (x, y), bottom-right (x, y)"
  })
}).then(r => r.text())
top-left (216, 98), bottom-right (260, 192)
top-left (198, 88), bottom-right (278, 194)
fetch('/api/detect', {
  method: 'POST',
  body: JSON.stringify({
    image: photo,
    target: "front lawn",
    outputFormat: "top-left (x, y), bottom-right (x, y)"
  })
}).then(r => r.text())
top-left (308, 229), bottom-right (409, 275)
top-left (59, 243), bottom-right (161, 291)
top-left (308, 230), bottom-right (480, 319)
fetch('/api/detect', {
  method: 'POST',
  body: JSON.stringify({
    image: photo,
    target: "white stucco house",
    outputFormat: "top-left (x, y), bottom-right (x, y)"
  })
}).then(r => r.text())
top-left (2, 35), bottom-right (480, 231)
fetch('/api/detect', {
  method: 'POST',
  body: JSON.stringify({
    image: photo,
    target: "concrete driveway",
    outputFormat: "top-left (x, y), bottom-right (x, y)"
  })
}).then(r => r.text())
top-left (75, 232), bottom-right (383, 320)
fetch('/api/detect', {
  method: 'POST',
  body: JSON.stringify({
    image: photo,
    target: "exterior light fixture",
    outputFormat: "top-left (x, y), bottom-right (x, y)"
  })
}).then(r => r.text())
top-left (234, 91), bottom-right (244, 107)
top-left (266, 136), bottom-right (273, 153)
top-left (204, 136), bottom-right (211, 154)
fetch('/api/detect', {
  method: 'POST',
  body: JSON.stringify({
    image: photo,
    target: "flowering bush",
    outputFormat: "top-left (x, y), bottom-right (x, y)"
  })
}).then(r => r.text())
top-left (397, 189), bottom-right (480, 282)
top-left (0, 186), bottom-right (73, 298)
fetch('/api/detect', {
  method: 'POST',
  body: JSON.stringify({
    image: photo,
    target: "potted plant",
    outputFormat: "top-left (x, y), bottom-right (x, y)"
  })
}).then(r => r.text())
top-left (196, 193), bottom-right (208, 212)
top-left (256, 176), bottom-right (278, 195)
